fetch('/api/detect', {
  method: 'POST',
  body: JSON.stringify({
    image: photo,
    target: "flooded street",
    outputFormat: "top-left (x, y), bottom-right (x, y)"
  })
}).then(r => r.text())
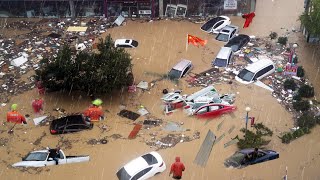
top-left (1, 0), bottom-right (320, 180)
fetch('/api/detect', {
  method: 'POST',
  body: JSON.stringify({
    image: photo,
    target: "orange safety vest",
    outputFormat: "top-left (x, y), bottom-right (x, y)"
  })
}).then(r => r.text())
top-left (84, 106), bottom-right (103, 122)
top-left (7, 111), bottom-right (26, 124)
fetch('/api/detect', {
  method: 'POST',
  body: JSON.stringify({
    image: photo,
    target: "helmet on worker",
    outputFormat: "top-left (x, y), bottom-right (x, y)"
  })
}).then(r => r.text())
top-left (11, 104), bottom-right (18, 111)
top-left (92, 99), bottom-right (103, 106)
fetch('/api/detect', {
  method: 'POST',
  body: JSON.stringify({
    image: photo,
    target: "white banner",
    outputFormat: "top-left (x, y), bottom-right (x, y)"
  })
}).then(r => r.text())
top-left (224, 0), bottom-right (237, 10)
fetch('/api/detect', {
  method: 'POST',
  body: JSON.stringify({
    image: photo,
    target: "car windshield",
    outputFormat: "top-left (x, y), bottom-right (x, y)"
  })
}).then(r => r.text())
top-left (24, 152), bottom-right (48, 161)
top-left (216, 33), bottom-right (229, 42)
top-left (142, 154), bottom-right (158, 165)
top-left (116, 167), bottom-right (132, 180)
top-left (230, 45), bottom-right (240, 52)
top-left (131, 40), bottom-right (138, 47)
top-left (226, 152), bottom-right (246, 166)
top-left (237, 69), bottom-right (254, 82)
top-left (213, 58), bottom-right (228, 67)
top-left (168, 69), bottom-right (181, 79)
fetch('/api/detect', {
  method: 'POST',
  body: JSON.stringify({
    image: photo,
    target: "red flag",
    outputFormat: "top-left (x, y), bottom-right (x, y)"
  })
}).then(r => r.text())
top-left (242, 12), bottom-right (255, 28)
top-left (187, 34), bottom-right (207, 47)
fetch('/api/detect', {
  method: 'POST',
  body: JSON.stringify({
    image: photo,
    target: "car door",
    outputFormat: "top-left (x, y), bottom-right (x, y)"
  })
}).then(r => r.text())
top-left (131, 167), bottom-right (153, 180)
top-left (260, 65), bottom-right (274, 79)
top-left (207, 105), bottom-right (221, 117)
top-left (194, 106), bottom-right (209, 118)
top-left (251, 151), bottom-right (267, 164)
top-left (64, 124), bottom-right (82, 133)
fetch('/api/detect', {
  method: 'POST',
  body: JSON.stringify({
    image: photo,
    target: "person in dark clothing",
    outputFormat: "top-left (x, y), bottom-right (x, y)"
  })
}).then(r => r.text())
top-left (252, 147), bottom-right (259, 160)
top-left (169, 157), bottom-right (185, 179)
top-left (49, 147), bottom-right (60, 165)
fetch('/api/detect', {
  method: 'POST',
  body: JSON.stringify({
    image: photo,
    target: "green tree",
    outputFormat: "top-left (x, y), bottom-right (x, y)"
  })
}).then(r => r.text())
top-left (36, 35), bottom-right (133, 94)
top-left (237, 123), bottom-right (273, 149)
top-left (300, 0), bottom-right (320, 35)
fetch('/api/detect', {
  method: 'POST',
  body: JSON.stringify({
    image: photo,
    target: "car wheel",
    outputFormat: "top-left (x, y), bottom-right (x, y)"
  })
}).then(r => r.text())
top-left (155, 172), bottom-right (161, 176)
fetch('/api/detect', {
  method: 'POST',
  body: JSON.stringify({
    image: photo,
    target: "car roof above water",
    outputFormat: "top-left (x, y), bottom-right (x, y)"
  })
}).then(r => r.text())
top-left (245, 58), bottom-right (274, 72)
top-left (216, 47), bottom-right (232, 59)
top-left (172, 59), bottom-right (192, 71)
top-left (51, 115), bottom-right (84, 126)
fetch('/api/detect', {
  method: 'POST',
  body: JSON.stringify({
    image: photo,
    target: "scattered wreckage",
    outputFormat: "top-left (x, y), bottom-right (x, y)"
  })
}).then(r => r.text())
top-left (161, 85), bottom-right (236, 116)
top-left (12, 148), bottom-right (90, 168)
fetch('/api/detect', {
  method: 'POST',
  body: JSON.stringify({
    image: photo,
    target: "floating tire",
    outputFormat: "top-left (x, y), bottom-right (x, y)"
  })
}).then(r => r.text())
top-left (100, 139), bottom-right (108, 144)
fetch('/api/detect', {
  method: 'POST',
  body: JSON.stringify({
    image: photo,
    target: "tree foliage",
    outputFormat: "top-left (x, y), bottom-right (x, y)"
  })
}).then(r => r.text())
top-left (237, 123), bottom-right (273, 149)
top-left (300, 0), bottom-right (320, 35)
top-left (36, 35), bottom-right (133, 94)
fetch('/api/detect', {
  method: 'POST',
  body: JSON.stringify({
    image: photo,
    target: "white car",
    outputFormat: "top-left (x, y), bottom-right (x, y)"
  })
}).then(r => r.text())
top-left (116, 151), bottom-right (166, 180)
top-left (235, 58), bottom-right (275, 84)
top-left (114, 39), bottom-right (138, 48)
top-left (12, 149), bottom-right (90, 167)
top-left (200, 16), bottom-right (231, 34)
top-left (215, 25), bottom-right (239, 42)
top-left (168, 59), bottom-right (193, 80)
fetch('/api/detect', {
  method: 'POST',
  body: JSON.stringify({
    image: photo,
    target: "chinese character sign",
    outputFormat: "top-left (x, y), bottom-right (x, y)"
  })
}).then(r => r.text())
top-left (224, 0), bottom-right (237, 10)
top-left (283, 64), bottom-right (298, 76)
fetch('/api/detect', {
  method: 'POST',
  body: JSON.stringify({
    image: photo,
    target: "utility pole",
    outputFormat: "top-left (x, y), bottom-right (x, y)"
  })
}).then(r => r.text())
top-left (69, 0), bottom-right (76, 19)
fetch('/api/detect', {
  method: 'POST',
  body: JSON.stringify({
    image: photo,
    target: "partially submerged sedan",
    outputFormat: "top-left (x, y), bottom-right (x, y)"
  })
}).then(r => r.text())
top-left (50, 115), bottom-right (93, 134)
top-left (116, 151), bottom-right (166, 180)
top-left (114, 39), bottom-right (139, 48)
top-left (224, 148), bottom-right (279, 168)
top-left (224, 34), bottom-right (250, 52)
top-left (215, 25), bottom-right (239, 42)
top-left (200, 16), bottom-right (231, 34)
top-left (185, 103), bottom-right (236, 118)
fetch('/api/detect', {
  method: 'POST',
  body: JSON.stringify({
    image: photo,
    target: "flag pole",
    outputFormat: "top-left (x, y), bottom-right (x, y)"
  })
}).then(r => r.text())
top-left (186, 34), bottom-right (188, 52)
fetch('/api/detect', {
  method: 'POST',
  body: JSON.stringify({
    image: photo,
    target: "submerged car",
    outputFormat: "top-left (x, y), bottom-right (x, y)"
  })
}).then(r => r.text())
top-left (212, 47), bottom-right (233, 67)
top-left (235, 58), bottom-right (275, 84)
top-left (168, 59), bottom-right (193, 80)
top-left (116, 151), bottom-right (166, 180)
top-left (200, 16), bottom-right (231, 34)
top-left (50, 115), bottom-right (93, 134)
top-left (114, 39), bottom-right (139, 48)
top-left (224, 34), bottom-right (250, 52)
top-left (185, 103), bottom-right (236, 118)
top-left (12, 148), bottom-right (90, 168)
top-left (224, 148), bottom-right (279, 168)
top-left (215, 25), bottom-right (239, 42)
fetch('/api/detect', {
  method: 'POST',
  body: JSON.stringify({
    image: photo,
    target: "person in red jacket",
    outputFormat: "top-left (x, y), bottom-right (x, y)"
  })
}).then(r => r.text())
top-left (169, 157), bottom-right (185, 179)
top-left (83, 99), bottom-right (104, 123)
top-left (32, 97), bottom-right (44, 114)
top-left (7, 104), bottom-right (27, 124)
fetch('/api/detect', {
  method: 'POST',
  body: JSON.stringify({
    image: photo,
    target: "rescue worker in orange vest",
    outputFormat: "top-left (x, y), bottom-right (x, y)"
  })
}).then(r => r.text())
top-left (83, 99), bottom-right (104, 123)
top-left (7, 104), bottom-right (27, 124)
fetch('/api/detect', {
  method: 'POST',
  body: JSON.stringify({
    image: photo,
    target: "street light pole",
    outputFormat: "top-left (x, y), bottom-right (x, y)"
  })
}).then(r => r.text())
top-left (245, 107), bottom-right (251, 140)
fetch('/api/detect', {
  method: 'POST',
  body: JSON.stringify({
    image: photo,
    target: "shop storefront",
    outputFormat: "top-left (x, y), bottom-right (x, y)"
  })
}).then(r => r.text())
top-left (0, 0), bottom-right (103, 18)
top-left (105, 0), bottom-right (157, 18)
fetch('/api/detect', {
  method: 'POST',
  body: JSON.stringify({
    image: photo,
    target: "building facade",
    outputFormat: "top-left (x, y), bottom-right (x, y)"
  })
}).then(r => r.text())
top-left (0, 0), bottom-right (255, 18)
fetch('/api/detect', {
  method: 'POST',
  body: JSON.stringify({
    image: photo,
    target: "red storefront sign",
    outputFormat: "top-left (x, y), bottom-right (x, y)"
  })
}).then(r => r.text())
top-left (283, 64), bottom-right (298, 76)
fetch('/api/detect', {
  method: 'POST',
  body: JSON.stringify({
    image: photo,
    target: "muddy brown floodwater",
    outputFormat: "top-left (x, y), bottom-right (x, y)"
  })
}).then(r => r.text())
top-left (1, 0), bottom-right (320, 180)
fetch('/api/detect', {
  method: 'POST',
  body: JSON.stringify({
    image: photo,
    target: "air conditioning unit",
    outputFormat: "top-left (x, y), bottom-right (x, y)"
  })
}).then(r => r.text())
top-left (139, 10), bottom-right (151, 15)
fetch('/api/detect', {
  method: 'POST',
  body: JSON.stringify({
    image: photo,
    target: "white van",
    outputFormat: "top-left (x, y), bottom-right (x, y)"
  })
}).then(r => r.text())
top-left (212, 47), bottom-right (233, 67)
top-left (235, 58), bottom-right (275, 84)
top-left (168, 59), bottom-right (193, 79)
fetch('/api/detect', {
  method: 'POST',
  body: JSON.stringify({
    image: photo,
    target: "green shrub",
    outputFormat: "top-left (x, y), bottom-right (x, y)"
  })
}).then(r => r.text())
top-left (280, 132), bottom-right (293, 144)
top-left (278, 37), bottom-right (288, 46)
top-left (269, 32), bottom-right (278, 40)
top-left (292, 128), bottom-right (305, 138)
top-left (297, 66), bottom-right (304, 77)
top-left (293, 94), bottom-right (302, 101)
top-left (284, 79), bottom-right (296, 91)
top-left (293, 100), bottom-right (310, 111)
top-left (298, 85), bottom-right (314, 98)
top-left (297, 113), bottom-right (317, 129)
top-left (302, 127), bottom-right (311, 134)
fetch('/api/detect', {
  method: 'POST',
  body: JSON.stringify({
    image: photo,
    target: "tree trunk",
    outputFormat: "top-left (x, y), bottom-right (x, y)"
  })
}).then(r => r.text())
top-left (69, 0), bottom-right (76, 19)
